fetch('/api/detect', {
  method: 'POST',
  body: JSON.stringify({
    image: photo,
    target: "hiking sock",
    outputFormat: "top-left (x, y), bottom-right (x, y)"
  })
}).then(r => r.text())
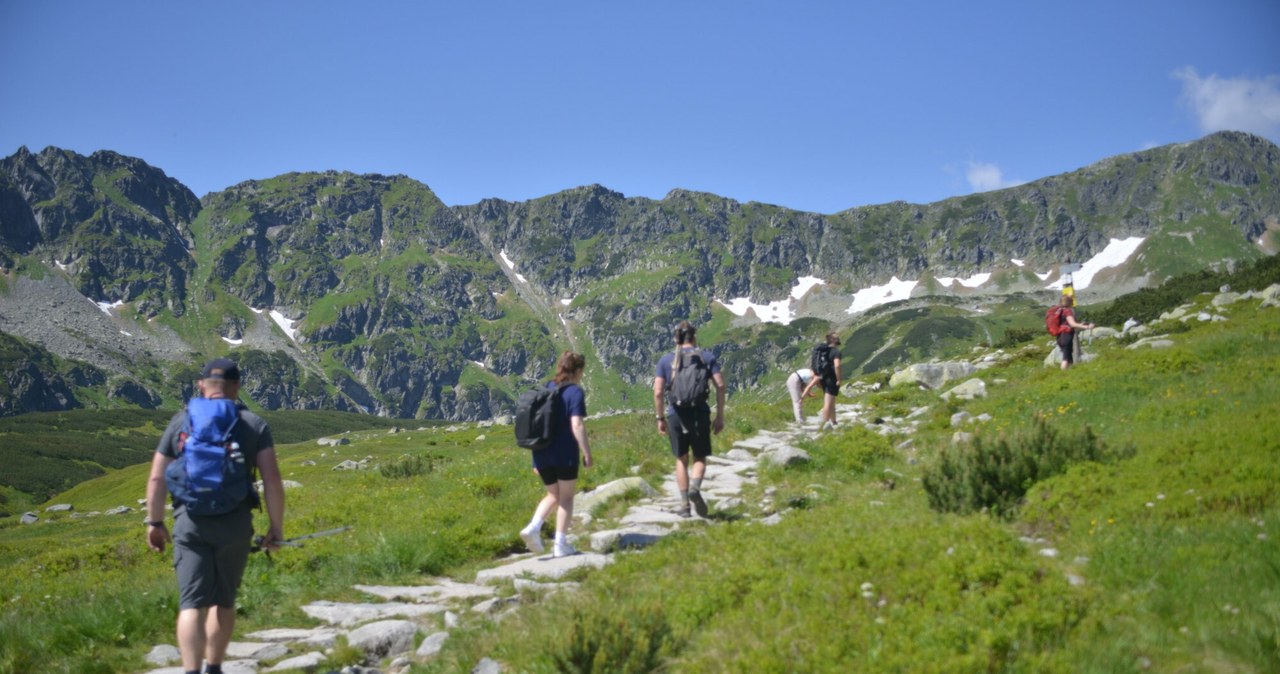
top-left (690, 478), bottom-right (703, 493)
top-left (186, 670), bottom-right (200, 674)
top-left (554, 532), bottom-right (568, 547)
top-left (679, 489), bottom-right (689, 507)
top-left (524, 515), bottom-right (544, 533)
top-left (204, 666), bottom-right (223, 674)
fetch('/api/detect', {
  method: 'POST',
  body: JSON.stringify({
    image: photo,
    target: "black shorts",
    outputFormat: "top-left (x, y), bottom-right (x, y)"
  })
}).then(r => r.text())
top-left (820, 376), bottom-right (840, 396)
top-left (172, 505), bottom-right (254, 610)
top-left (536, 464), bottom-right (579, 485)
top-left (1057, 332), bottom-right (1075, 364)
top-left (666, 408), bottom-right (712, 459)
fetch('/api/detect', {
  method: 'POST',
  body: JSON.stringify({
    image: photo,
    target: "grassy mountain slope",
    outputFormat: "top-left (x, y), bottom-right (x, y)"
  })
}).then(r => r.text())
top-left (0, 271), bottom-right (1276, 672)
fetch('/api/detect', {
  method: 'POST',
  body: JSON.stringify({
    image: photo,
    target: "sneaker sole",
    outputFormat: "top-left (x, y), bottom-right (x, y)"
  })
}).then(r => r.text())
top-left (520, 530), bottom-right (544, 554)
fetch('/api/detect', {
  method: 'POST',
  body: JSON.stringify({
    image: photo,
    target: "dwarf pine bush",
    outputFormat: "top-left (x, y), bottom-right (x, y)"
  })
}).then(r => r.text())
top-left (551, 600), bottom-right (679, 674)
top-left (922, 415), bottom-right (1134, 519)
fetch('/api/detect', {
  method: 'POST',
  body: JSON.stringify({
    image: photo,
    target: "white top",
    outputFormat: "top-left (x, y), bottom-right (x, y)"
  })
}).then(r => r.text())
top-left (794, 368), bottom-right (815, 383)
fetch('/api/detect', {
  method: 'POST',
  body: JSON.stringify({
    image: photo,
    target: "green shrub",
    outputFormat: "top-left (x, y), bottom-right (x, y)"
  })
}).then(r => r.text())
top-left (922, 415), bottom-right (1134, 519)
top-left (378, 453), bottom-right (439, 479)
top-left (551, 600), bottom-right (679, 674)
top-left (808, 425), bottom-right (895, 475)
top-left (996, 326), bottom-right (1039, 348)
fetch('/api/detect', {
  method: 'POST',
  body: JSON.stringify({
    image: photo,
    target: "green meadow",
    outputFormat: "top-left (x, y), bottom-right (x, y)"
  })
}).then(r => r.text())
top-left (1, 286), bottom-right (1278, 672)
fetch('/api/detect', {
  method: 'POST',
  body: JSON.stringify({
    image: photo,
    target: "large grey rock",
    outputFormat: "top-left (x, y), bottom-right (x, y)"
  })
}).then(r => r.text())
top-left (589, 524), bottom-right (670, 552)
top-left (225, 641), bottom-right (289, 660)
top-left (1126, 337), bottom-right (1175, 350)
top-left (301, 600), bottom-right (445, 626)
top-left (472, 657), bottom-right (503, 674)
top-left (942, 378), bottom-right (986, 401)
top-left (474, 552), bottom-right (613, 584)
top-left (1259, 284), bottom-right (1280, 308)
top-left (354, 579), bottom-right (494, 604)
top-left (346, 619), bottom-right (419, 660)
top-left (573, 477), bottom-right (658, 516)
top-left (1212, 291), bottom-right (1242, 307)
top-left (416, 631), bottom-right (450, 658)
top-left (266, 652), bottom-right (327, 672)
top-left (45, 503), bottom-right (73, 512)
top-left (242, 626), bottom-right (342, 647)
top-left (758, 445), bottom-right (810, 468)
top-left (144, 644), bottom-right (180, 665)
top-left (889, 362), bottom-right (976, 390)
top-left (317, 436), bottom-right (350, 446)
top-left (20, 512), bottom-right (37, 524)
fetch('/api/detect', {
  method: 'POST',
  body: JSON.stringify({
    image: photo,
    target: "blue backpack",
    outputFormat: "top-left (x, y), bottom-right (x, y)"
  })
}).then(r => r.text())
top-left (164, 398), bottom-right (257, 515)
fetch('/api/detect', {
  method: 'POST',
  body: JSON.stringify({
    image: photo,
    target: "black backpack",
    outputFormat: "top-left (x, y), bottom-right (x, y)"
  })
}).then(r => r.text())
top-left (164, 398), bottom-right (258, 515)
top-left (811, 343), bottom-right (834, 378)
top-left (514, 383), bottom-right (561, 450)
top-left (667, 349), bottom-right (711, 409)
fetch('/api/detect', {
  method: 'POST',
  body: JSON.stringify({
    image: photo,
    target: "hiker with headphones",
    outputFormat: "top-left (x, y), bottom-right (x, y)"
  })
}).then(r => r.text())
top-left (653, 321), bottom-right (726, 518)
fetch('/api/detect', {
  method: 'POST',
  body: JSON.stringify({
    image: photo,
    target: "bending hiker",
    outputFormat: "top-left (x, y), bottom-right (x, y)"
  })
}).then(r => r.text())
top-left (801, 332), bottom-right (842, 429)
top-left (653, 320), bottom-right (726, 518)
top-left (785, 367), bottom-right (817, 423)
top-left (1049, 294), bottom-right (1094, 370)
top-left (145, 358), bottom-right (285, 674)
top-left (519, 351), bottom-right (593, 558)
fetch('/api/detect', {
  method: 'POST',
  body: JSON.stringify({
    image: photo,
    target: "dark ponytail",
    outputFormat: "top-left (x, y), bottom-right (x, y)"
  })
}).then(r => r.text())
top-left (674, 320), bottom-right (697, 346)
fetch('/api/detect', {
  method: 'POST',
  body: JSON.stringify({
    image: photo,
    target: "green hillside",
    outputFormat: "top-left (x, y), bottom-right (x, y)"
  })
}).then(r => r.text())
top-left (0, 271), bottom-right (1276, 672)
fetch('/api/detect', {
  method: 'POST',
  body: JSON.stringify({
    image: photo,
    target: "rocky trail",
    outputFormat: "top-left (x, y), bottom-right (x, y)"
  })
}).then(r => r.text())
top-left (138, 402), bottom-right (892, 674)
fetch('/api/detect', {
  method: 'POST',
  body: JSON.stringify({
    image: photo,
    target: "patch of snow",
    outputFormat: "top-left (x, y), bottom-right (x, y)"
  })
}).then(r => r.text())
top-left (790, 276), bottom-right (826, 299)
top-left (1010, 259), bottom-right (1025, 267)
top-left (472, 360), bottom-right (485, 369)
top-left (499, 250), bottom-right (528, 283)
top-left (846, 277), bottom-right (918, 315)
top-left (560, 298), bottom-right (573, 306)
top-left (1035, 270), bottom-right (1053, 281)
top-left (222, 337), bottom-right (243, 346)
top-left (120, 330), bottom-right (132, 337)
top-left (250, 307), bottom-right (265, 315)
top-left (269, 310), bottom-right (301, 341)
top-left (54, 260), bottom-right (71, 271)
top-left (936, 272), bottom-right (991, 289)
top-left (718, 297), bottom-right (794, 324)
top-left (94, 299), bottom-right (125, 315)
top-left (1045, 237), bottom-right (1145, 291)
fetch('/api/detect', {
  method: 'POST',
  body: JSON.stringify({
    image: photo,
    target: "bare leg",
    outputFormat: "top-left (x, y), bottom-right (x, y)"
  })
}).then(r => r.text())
top-left (554, 479), bottom-right (577, 534)
top-left (177, 607), bottom-right (207, 672)
top-left (204, 606), bottom-right (236, 667)
top-left (674, 454), bottom-right (690, 492)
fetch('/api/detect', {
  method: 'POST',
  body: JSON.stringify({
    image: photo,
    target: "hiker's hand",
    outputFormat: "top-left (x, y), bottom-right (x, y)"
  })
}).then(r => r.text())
top-left (262, 526), bottom-right (284, 552)
top-left (147, 524), bottom-right (170, 553)
top-left (656, 417), bottom-right (667, 435)
top-left (713, 415), bottom-right (724, 434)
top-left (582, 451), bottom-right (593, 468)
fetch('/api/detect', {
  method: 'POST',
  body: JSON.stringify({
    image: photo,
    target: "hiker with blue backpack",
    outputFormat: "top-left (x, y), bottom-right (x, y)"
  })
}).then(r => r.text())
top-left (517, 351), bottom-right (593, 558)
top-left (144, 358), bottom-right (285, 674)
top-left (653, 320), bottom-right (726, 518)
top-left (801, 333), bottom-right (842, 430)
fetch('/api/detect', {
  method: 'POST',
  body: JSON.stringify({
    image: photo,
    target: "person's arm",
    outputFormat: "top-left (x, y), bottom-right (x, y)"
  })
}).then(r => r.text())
top-left (801, 375), bottom-right (819, 398)
top-left (653, 375), bottom-right (668, 435)
top-left (255, 447), bottom-right (286, 550)
top-left (712, 371), bottom-right (726, 434)
top-left (571, 415), bottom-right (592, 467)
top-left (145, 452), bottom-right (173, 552)
top-left (1064, 312), bottom-right (1094, 330)
top-left (832, 357), bottom-right (842, 387)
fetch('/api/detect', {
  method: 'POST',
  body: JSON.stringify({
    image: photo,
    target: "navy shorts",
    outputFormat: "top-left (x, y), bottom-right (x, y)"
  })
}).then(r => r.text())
top-left (172, 505), bottom-right (254, 609)
top-left (536, 464), bottom-right (579, 485)
top-left (1057, 332), bottom-right (1075, 364)
top-left (666, 408), bottom-right (712, 459)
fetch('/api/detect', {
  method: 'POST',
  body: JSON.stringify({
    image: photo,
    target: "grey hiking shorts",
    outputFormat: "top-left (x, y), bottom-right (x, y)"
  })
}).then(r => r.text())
top-left (173, 505), bottom-right (254, 609)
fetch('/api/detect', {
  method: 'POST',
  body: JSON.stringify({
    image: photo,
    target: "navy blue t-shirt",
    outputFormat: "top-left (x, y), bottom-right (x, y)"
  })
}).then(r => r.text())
top-left (531, 381), bottom-right (586, 468)
top-left (655, 348), bottom-right (721, 416)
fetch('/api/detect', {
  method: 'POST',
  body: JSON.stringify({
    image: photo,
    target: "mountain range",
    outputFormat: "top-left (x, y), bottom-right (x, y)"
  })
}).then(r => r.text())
top-left (1, 131), bottom-right (1277, 420)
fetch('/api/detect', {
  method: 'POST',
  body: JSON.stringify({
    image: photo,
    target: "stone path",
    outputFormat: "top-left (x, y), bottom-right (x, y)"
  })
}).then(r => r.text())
top-left (139, 404), bottom-right (891, 674)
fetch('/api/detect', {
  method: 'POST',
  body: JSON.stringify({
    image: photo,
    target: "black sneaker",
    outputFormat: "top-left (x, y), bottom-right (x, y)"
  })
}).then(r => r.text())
top-left (675, 505), bottom-right (691, 518)
top-left (689, 489), bottom-right (709, 518)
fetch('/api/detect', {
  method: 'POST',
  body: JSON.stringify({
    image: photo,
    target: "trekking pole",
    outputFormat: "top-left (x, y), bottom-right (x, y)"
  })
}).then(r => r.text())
top-left (251, 526), bottom-right (353, 561)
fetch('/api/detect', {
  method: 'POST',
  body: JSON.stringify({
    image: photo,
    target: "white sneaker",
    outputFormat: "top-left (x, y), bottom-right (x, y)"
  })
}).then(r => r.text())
top-left (553, 540), bottom-right (577, 558)
top-left (519, 526), bottom-right (544, 554)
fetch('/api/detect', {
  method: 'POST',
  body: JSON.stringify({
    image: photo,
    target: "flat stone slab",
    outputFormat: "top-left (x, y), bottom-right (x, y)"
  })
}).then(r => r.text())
top-left (475, 552), bottom-right (613, 584)
top-left (143, 662), bottom-right (258, 674)
top-left (513, 578), bottom-right (579, 594)
top-left (590, 524), bottom-right (672, 552)
top-left (621, 505), bottom-right (701, 525)
top-left (733, 435), bottom-right (791, 452)
top-left (242, 626), bottom-right (342, 646)
top-left (266, 652), bottom-right (327, 672)
top-left (354, 579), bottom-right (495, 603)
top-left (301, 600), bottom-right (445, 627)
top-left (574, 476), bottom-right (658, 515)
top-left (225, 641), bottom-right (289, 660)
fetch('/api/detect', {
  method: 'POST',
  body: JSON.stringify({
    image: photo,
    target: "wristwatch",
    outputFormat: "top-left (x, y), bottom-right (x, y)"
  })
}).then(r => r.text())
top-left (146, 520), bottom-right (165, 527)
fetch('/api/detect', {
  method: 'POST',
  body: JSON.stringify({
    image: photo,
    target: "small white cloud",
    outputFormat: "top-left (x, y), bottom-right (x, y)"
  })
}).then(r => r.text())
top-left (966, 161), bottom-right (1024, 193)
top-left (1173, 67), bottom-right (1280, 139)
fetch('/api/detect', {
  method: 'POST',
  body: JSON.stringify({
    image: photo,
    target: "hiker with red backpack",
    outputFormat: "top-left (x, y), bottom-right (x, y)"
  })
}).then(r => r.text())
top-left (145, 358), bottom-right (285, 674)
top-left (517, 351), bottom-right (592, 558)
top-left (653, 321), bottom-right (726, 518)
top-left (1047, 294), bottom-right (1094, 370)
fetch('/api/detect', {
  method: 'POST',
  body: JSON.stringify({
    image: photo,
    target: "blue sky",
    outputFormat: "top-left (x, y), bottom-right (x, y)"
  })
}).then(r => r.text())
top-left (2, 1), bottom-right (1277, 214)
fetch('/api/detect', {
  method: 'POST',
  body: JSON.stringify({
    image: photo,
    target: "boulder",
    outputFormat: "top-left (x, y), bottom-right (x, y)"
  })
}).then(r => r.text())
top-left (45, 504), bottom-right (73, 512)
top-left (144, 644), bottom-right (180, 665)
top-left (345, 619), bottom-right (419, 660)
top-left (416, 631), bottom-right (450, 658)
top-left (266, 652), bottom-right (327, 672)
top-left (942, 378), bottom-right (986, 401)
top-left (758, 445), bottom-right (811, 468)
top-left (1259, 283), bottom-right (1280, 308)
top-left (574, 477), bottom-right (658, 516)
top-left (317, 437), bottom-right (349, 447)
top-left (1126, 337), bottom-right (1175, 350)
top-left (889, 362), bottom-right (976, 390)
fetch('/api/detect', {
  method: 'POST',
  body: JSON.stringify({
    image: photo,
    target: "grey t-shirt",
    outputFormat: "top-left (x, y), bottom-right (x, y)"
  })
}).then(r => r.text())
top-left (157, 401), bottom-right (274, 513)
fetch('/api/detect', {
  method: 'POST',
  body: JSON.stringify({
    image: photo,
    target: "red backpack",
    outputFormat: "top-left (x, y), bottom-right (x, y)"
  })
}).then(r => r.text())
top-left (1045, 306), bottom-right (1069, 336)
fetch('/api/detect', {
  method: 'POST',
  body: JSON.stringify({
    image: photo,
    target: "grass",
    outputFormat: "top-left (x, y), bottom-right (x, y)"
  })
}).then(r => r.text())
top-left (1, 287), bottom-right (1278, 672)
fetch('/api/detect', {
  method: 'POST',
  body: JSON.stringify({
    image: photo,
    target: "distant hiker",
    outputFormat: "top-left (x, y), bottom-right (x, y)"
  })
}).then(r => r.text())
top-left (1047, 294), bottom-right (1094, 370)
top-left (145, 358), bottom-right (285, 674)
top-left (785, 367), bottom-right (817, 423)
top-left (653, 320), bottom-right (726, 518)
top-left (519, 351), bottom-right (593, 558)
top-left (802, 333), bottom-right (842, 429)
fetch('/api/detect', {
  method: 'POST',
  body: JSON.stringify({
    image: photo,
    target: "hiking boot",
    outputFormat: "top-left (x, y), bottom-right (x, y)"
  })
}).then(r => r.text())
top-left (689, 489), bottom-right (709, 518)
top-left (553, 540), bottom-right (578, 558)
top-left (675, 505), bottom-right (691, 518)
top-left (519, 526), bottom-right (544, 554)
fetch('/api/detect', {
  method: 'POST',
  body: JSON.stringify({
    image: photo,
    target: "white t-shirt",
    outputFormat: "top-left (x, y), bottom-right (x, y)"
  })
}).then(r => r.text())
top-left (794, 368), bottom-right (814, 383)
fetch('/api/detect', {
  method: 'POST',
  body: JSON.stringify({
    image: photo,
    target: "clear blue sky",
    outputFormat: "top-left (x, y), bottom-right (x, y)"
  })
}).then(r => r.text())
top-left (2, 1), bottom-right (1277, 214)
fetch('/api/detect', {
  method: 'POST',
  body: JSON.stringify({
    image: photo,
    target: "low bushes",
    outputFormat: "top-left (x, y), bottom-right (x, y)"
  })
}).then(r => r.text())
top-left (922, 415), bottom-right (1134, 519)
